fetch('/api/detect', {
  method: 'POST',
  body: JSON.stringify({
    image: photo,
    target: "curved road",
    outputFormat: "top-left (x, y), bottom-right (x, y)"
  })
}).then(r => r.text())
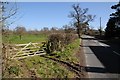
top-left (82, 35), bottom-right (120, 78)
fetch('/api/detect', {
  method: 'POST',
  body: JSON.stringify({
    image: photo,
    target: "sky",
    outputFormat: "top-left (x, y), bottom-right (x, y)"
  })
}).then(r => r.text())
top-left (8, 2), bottom-right (117, 31)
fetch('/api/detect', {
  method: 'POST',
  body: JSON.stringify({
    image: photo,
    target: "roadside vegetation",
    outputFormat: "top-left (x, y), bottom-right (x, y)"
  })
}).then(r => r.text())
top-left (2, 16), bottom-right (83, 77)
top-left (3, 31), bottom-right (81, 78)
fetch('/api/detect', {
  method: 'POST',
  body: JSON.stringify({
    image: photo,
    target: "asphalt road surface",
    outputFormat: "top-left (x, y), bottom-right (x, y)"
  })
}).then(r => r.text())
top-left (82, 35), bottom-right (120, 78)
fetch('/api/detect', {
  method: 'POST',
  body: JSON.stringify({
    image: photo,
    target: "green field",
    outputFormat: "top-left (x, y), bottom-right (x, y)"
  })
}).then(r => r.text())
top-left (3, 34), bottom-right (47, 44)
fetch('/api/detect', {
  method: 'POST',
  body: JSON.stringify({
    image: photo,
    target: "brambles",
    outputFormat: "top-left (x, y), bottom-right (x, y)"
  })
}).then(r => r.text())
top-left (64, 33), bottom-right (77, 45)
top-left (46, 33), bottom-right (78, 53)
top-left (46, 33), bottom-right (65, 53)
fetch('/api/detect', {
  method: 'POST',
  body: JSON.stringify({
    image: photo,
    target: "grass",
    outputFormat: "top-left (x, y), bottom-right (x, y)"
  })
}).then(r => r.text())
top-left (4, 56), bottom-right (76, 78)
top-left (3, 39), bottom-right (81, 78)
top-left (49, 39), bottom-right (81, 63)
top-left (23, 55), bottom-right (77, 78)
top-left (3, 34), bottom-right (47, 44)
top-left (2, 32), bottom-right (81, 78)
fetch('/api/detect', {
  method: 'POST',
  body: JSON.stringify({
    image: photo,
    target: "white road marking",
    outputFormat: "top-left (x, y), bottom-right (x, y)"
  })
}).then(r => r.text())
top-left (99, 42), bottom-right (120, 56)
top-left (82, 35), bottom-right (120, 78)
top-left (113, 51), bottom-right (120, 56)
top-left (99, 42), bottom-right (110, 47)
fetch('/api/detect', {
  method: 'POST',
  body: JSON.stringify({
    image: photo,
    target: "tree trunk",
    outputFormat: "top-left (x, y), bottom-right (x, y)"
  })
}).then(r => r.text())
top-left (19, 35), bottom-right (22, 40)
top-left (77, 28), bottom-right (81, 38)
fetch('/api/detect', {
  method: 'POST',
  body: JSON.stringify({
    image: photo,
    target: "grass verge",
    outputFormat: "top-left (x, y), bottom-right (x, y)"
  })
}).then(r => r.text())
top-left (3, 39), bottom-right (81, 78)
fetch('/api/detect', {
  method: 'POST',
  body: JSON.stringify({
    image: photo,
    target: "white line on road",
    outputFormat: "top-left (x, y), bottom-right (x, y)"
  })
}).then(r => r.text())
top-left (113, 51), bottom-right (120, 56)
top-left (99, 42), bottom-right (110, 47)
top-left (98, 42), bottom-right (120, 56)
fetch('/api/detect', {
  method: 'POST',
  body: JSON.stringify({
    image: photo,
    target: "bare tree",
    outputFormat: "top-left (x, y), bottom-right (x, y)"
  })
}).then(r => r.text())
top-left (0, 1), bottom-right (18, 76)
top-left (50, 27), bottom-right (58, 33)
top-left (42, 27), bottom-right (49, 31)
top-left (1, 1), bottom-right (18, 43)
top-left (1, 2), bottom-right (18, 31)
top-left (68, 4), bottom-right (95, 38)
top-left (15, 26), bottom-right (26, 40)
top-left (63, 25), bottom-right (75, 33)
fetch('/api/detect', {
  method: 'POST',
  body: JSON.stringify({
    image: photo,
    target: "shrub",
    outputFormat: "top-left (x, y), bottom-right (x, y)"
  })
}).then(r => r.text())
top-left (46, 33), bottom-right (78, 53)
top-left (46, 33), bottom-right (65, 53)
top-left (64, 33), bottom-right (77, 45)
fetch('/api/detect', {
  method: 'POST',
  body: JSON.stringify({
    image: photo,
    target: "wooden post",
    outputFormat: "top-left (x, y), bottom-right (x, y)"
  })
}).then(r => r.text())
top-left (100, 17), bottom-right (102, 36)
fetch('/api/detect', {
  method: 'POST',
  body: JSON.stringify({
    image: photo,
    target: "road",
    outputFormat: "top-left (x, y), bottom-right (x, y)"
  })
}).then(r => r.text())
top-left (82, 35), bottom-right (120, 78)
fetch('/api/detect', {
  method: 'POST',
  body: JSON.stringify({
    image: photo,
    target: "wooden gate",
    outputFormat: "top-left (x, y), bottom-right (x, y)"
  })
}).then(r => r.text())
top-left (10, 42), bottom-right (46, 60)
